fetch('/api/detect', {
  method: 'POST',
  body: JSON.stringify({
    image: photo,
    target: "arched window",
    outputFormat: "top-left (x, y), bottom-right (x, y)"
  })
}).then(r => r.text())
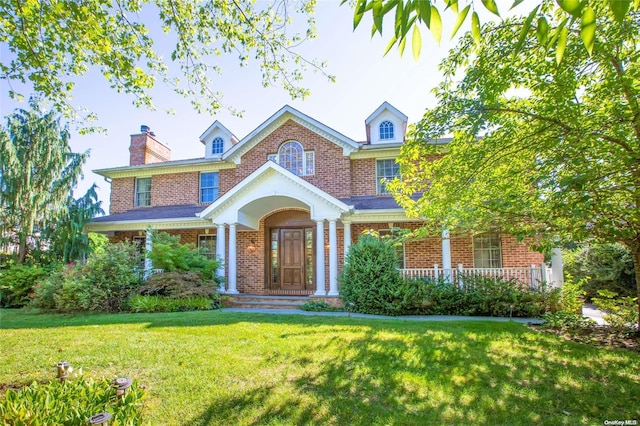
top-left (379, 121), bottom-right (394, 140)
top-left (211, 137), bottom-right (224, 155)
top-left (278, 141), bottom-right (304, 175)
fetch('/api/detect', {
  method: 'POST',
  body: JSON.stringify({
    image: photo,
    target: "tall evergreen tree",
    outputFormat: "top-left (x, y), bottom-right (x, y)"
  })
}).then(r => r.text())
top-left (0, 100), bottom-right (88, 263)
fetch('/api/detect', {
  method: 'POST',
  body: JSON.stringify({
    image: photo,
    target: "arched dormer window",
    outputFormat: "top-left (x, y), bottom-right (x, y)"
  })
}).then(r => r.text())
top-left (379, 121), bottom-right (394, 140)
top-left (211, 137), bottom-right (224, 155)
top-left (268, 141), bottom-right (315, 176)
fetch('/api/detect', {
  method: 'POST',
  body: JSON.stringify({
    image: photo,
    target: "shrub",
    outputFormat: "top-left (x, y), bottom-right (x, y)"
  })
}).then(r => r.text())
top-left (300, 300), bottom-right (342, 312)
top-left (542, 311), bottom-right (596, 329)
top-left (129, 295), bottom-right (219, 313)
top-left (558, 274), bottom-right (587, 314)
top-left (339, 234), bottom-right (406, 315)
top-left (138, 271), bottom-right (216, 298)
top-left (563, 243), bottom-right (636, 300)
top-left (592, 289), bottom-right (639, 329)
top-left (148, 232), bottom-right (220, 282)
top-left (0, 264), bottom-right (48, 308)
top-left (31, 242), bottom-right (142, 313)
top-left (0, 376), bottom-right (144, 425)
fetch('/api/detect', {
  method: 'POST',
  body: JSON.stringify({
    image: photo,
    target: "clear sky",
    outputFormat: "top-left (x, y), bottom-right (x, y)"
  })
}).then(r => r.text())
top-left (0, 1), bottom-right (469, 213)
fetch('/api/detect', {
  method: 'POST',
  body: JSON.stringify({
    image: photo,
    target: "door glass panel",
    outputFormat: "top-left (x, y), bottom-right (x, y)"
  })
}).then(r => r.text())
top-left (305, 229), bottom-right (313, 289)
top-left (271, 231), bottom-right (279, 286)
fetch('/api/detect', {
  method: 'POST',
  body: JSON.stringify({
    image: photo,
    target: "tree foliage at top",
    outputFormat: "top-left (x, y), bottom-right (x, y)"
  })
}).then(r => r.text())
top-left (386, 0), bottom-right (640, 326)
top-left (348, 0), bottom-right (638, 61)
top-left (0, 0), bottom-right (330, 125)
top-left (0, 100), bottom-right (88, 263)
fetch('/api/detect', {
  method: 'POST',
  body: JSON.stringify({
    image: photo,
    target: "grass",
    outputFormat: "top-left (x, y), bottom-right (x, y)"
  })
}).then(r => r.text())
top-left (1, 309), bottom-right (639, 425)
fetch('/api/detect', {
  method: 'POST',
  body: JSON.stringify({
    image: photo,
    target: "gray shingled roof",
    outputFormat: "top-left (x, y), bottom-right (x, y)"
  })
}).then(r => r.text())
top-left (338, 196), bottom-right (402, 210)
top-left (91, 204), bottom-right (206, 222)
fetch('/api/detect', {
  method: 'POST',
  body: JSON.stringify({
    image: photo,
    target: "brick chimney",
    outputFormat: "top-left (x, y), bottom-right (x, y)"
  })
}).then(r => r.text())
top-left (129, 125), bottom-right (171, 166)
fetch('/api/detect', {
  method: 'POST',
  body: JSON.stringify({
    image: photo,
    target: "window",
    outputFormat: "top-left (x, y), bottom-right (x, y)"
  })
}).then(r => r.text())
top-left (211, 137), bottom-right (224, 155)
top-left (135, 177), bottom-right (151, 207)
top-left (473, 234), bottom-right (502, 268)
top-left (268, 141), bottom-right (315, 176)
top-left (200, 172), bottom-right (219, 203)
top-left (376, 159), bottom-right (400, 194)
top-left (379, 120), bottom-right (394, 140)
top-left (198, 235), bottom-right (217, 260)
top-left (379, 229), bottom-right (405, 268)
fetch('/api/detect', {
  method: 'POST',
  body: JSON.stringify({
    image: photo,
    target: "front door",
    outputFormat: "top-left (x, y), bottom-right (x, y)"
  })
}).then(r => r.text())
top-left (281, 229), bottom-right (304, 289)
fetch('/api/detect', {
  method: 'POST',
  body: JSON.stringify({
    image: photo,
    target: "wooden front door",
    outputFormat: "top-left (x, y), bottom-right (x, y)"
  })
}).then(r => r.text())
top-left (281, 229), bottom-right (305, 289)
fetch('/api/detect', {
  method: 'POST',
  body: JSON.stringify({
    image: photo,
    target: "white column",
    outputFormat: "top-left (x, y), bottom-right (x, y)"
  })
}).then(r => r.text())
top-left (315, 220), bottom-right (326, 296)
top-left (144, 229), bottom-right (153, 279)
top-left (551, 247), bottom-right (564, 287)
top-left (343, 221), bottom-right (352, 258)
top-left (441, 229), bottom-right (452, 270)
top-left (227, 223), bottom-right (238, 294)
top-left (216, 224), bottom-right (226, 293)
top-left (328, 219), bottom-right (339, 296)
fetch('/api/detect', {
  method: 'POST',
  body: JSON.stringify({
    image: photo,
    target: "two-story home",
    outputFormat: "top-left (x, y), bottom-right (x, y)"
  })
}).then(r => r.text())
top-left (86, 103), bottom-right (559, 300)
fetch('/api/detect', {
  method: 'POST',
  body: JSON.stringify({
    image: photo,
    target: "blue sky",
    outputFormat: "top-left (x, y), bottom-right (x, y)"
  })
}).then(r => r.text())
top-left (0, 1), bottom-right (471, 212)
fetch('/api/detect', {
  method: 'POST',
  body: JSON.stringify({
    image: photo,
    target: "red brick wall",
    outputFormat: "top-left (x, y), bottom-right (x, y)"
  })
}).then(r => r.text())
top-left (129, 134), bottom-right (171, 166)
top-left (110, 178), bottom-right (134, 215)
top-left (501, 236), bottom-right (544, 267)
top-left (351, 158), bottom-right (377, 196)
top-left (151, 172), bottom-right (199, 207)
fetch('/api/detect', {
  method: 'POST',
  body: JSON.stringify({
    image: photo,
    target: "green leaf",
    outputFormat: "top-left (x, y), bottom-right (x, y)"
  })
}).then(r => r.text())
top-left (481, 0), bottom-right (500, 16)
top-left (430, 6), bottom-right (442, 44)
top-left (471, 11), bottom-right (481, 47)
top-left (580, 5), bottom-right (596, 55)
top-left (451, 5), bottom-right (471, 40)
top-left (609, 0), bottom-right (630, 22)
top-left (514, 5), bottom-right (539, 56)
top-left (556, 26), bottom-right (568, 64)
top-left (557, 0), bottom-right (583, 18)
top-left (353, 0), bottom-right (367, 29)
top-left (510, 0), bottom-right (527, 9)
top-left (418, 0), bottom-right (431, 27)
top-left (445, 0), bottom-right (459, 14)
top-left (384, 34), bottom-right (398, 55)
top-left (412, 25), bottom-right (422, 60)
top-left (373, 0), bottom-right (383, 34)
top-left (399, 34), bottom-right (408, 56)
top-left (537, 16), bottom-right (549, 45)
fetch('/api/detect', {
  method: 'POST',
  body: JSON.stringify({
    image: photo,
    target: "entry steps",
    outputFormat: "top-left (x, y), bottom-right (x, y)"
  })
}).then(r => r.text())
top-left (224, 294), bottom-right (309, 310)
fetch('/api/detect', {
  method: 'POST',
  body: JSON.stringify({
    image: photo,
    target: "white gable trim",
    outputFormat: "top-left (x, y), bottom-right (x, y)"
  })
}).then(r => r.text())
top-left (223, 105), bottom-right (360, 165)
top-left (198, 161), bottom-right (353, 229)
top-left (199, 121), bottom-right (238, 145)
top-left (365, 101), bottom-right (408, 125)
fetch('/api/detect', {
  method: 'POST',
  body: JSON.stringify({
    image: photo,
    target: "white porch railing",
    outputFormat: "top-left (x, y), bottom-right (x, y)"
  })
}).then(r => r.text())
top-left (399, 264), bottom-right (556, 288)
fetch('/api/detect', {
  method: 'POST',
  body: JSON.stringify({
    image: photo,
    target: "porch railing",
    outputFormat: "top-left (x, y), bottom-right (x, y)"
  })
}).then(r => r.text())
top-left (399, 264), bottom-right (556, 288)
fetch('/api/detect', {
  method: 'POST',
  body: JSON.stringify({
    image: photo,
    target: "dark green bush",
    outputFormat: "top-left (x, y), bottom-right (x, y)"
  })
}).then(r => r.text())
top-left (31, 242), bottom-right (142, 313)
top-left (300, 300), bottom-right (342, 312)
top-left (129, 294), bottom-right (219, 312)
top-left (148, 232), bottom-right (221, 282)
top-left (339, 234), bottom-right (407, 315)
top-left (138, 270), bottom-right (216, 298)
top-left (0, 376), bottom-right (144, 425)
top-left (564, 243), bottom-right (636, 300)
top-left (0, 264), bottom-right (48, 308)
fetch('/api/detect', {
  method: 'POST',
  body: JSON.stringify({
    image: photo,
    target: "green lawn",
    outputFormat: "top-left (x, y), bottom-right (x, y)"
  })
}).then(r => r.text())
top-left (1, 309), bottom-right (639, 425)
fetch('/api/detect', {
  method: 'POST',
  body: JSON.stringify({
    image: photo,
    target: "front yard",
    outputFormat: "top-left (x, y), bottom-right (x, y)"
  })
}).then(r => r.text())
top-left (1, 309), bottom-right (639, 425)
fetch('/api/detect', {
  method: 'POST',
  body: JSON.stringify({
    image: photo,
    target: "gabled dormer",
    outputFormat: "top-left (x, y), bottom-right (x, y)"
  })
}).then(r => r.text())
top-left (364, 102), bottom-right (408, 145)
top-left (200, 121), bottom-right (239, 159)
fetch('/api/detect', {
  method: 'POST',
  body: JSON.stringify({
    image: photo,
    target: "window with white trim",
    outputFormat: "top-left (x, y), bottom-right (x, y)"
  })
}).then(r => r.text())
top-left (379, 121), bottom-right (394, 140)
top-left (267, 141), bottom-right (315, 176)
top-left (473, 234), bottom-right (502, 268)
top-left (211, 137), bottom-right (224, 155)
top-left (200, 172), bottom-right (219, 203)
top-left (134, 177), bottom-right (151, 207)
top-left (198, 235), bottom-right (217, 259)
top-left (376, 159), bottom-right (400, 194)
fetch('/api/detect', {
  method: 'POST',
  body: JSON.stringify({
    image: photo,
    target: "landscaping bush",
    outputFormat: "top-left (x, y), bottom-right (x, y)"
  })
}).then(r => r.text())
top-left (148, 232), bottom-right (220, 282)
top-left (300, 300), bottom-right (342, 312)
top-left (558, 274), bottom-right (587, 314)
top-left (138, 270), bottom-right (217, 298)
top-left (564, 243), bottom-right (636, 301)
top-left (129, 295), bottom-right (219, 313)
top-left (339, 234), bottom-right (406, 315)
top-left (31, 242), bottom-right (142, 313)
top-left (0, 376), bottom-right (144, 425)
top-left (0, 264), bottom-right (49, 308)
top-left (592, 289), bottom-right (639, 330)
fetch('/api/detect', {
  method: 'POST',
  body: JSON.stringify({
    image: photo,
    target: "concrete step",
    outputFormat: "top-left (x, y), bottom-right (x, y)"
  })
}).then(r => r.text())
top-left (225, 294), bottom-right (309, 310)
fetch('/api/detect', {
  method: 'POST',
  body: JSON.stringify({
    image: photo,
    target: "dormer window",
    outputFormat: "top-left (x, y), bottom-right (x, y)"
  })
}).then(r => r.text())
top-left (211, 137), bottom-right (224, 155)
top-left (379, 121), bottom-right (394, 140)
top-left (268, 141), bottom-right (315, 176)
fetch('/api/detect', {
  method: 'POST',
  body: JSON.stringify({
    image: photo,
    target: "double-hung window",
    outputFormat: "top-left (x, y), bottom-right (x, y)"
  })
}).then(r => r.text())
top-left (376, 159), bottom-right (400, 194)
top-left (473, 234), bottom-right (502, 268)
top-left (200, 172), bottom-right (219, 203)
top-left (135, 177), bottom-right (151, 207)
top-left (198, 235), bottom-right (217, 259)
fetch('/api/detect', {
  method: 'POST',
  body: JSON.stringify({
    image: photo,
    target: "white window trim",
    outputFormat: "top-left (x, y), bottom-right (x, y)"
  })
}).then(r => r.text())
top-left (472, 234), bottom-right (503, 268)
top-left (379, 120), bottom-right (395, 140)
top-left (198, 234), bottom-right (217, 260)
top-left (211, 137), bottom-right (224, 155)
top-left (134, 177), bottom-right (152, 207)
top-left (199, 172), bottom-right (219, 204)
top-left (376, 158), bottom-right (400, 195)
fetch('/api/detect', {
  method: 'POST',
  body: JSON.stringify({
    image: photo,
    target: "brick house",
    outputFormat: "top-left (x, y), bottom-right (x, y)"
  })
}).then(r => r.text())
top-left (86, 103), bottom-right (561, 298)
